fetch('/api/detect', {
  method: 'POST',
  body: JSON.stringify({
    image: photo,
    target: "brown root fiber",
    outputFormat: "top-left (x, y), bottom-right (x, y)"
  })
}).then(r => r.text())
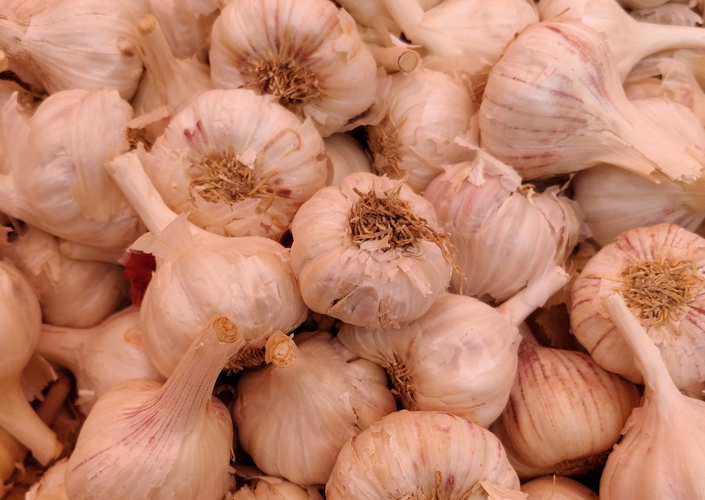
top-left (126, 127), bottom-right (153, 152)
top-left (367, 115), bottom-right (405, 178)
top-left (386, 355), bottom-right (417, 410)
top-left (251, 57), bottom-right (320, 110)
top-left (225, 344), bottom-right (266, 373)
top-left (554, 449), bottom-right (611, 477)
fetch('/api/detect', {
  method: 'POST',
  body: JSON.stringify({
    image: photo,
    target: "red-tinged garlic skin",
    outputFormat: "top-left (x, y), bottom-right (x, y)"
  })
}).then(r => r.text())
top-left (571, 223), bottom-right (705, 388)
top-left (521, 476), bottom-right (598, 500)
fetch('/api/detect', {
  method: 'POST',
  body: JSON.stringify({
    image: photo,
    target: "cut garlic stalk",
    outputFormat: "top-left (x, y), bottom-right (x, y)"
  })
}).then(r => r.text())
top-left (366, 44), bottom-right (420, 74)
top-left (323, 134), bottom-right (373, 187)
top-left (65, 316), bottom-right (239, 500)
top-left (572, 223), bottom-right (705, 388)
top-left (327, 410), bottom-right (525, 500)
top-left (600, 293), bottom-right (705, 500)
top-left (479, 19), bottom-right (705, 182)
top-left (521, 477), bottom-right (598, 500)
top-left (26, 458), bottom-right (69, 500)
top-left (232, 476), bottom-right (324, 500)
top-left (233, 331), bottom-right (395, 485)
top-left (107, 151), bottom-right (308, 376)
top-left (210, 0), bottom-right (377, 137)
top-left (142, 89), bottom-right (326, 240)
top-left (630, 3), bottom-right (704, 26)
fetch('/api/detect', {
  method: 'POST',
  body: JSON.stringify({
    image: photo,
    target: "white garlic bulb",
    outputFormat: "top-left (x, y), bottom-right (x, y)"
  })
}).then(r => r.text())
top-left (0, 0), bottom-right (143, 99)
top-left (232, 477), bottom-right (324, 500)
top-left (35, 308), bottom-right (164, 414)
top-left (65, 317), bottom-right (239, 500)
top-left (571, 223), bottom-right (705, 388)
top-left (108, 151), bottom-right (308, 376)
top-left (600, 293), bottom-right (705, 499)
top-left (335, 0), bottom-right (400, 34)
top-left (210, 0), bottom-right (377, 137)
top-left (617, 0), bottom-right (668, 8)
top-left (327, 410), bottom-right (524, 500)
top-left (490, 338), bottom-right (639, 479)
top-left (521, 477), bottom-right (598, 500)
top-left (26, 458), bottom-right (69, 500)
top-left (234, 331), bottom-right (395, 485)
top-left (478, 19), bottom-right (705, 182)
top-left (142, 89), bottom-right (326, 240)
top-left (0, 222), bottom-right (124, 328)
top-left (291, 172), bottom-right (452, 329)
top-left (367, 69), bottom-right (476, 192)
top-left (0, 89), bottom-right (142, 253)
top-left (323, 134), bottom-right (373, 187)
top-left (630, 3), bottom-right (704, 27)
top-left (146, 0), bottom-right (219, 60)
top-left (424, 148), bottom-right (582, 302)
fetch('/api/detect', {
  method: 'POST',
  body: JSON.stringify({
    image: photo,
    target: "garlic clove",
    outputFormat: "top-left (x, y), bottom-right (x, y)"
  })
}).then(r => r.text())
top-left (521, 476), bottom-right (598, 500)
top-left (26, 458), bottom-right (69, 500)
top-left (323, 134), bottom-right (373, 187)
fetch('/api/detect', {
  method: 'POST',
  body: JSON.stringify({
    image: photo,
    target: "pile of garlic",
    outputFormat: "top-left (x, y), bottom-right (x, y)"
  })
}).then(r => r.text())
top-left (1, 0), bottom-right (705, 499)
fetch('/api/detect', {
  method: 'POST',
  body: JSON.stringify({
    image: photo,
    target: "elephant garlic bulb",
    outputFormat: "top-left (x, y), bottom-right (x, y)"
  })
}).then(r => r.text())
top-left (210, 0), bottom-right (377, 137)
top-left (424, 148), bottom-right (582, 302)
top-left (65, 317), bottom-right (239, 500)
top-left (571, 223), bottom-right (705, 388)
top-left (600, 293), bottom-right (705, 500)
top-left (521, 477), bottom-right (598, 500)
top-left (490, 337), bottom-right (639, 479)
top-left (324, 134), bottom-right (373, 187)
top-left (233, 331), bottom-right (395, 485)
top-left (327, 410), bottom-right (524, 500)
top-left (291, 172), bottom-right (454, 329)
top-left (478, 19), bottom-right (705, 182)
top-left (142, 89), bottom-right (326, 240)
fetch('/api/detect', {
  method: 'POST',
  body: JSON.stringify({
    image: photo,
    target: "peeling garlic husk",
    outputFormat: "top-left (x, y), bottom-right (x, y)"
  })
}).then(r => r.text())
top-left (478, 19), bottom-right (705, 182)
top-left (571, 223), bottom-right (705, 388)
top-left (210, 0), bottom-right (378, 137)
top-left (521, 476), bottom-right (598, 500)
top-left (366, 69), bottom-right (476, 192)
top-left (424, 147), bottom-right (583, 302)
top-left (233, 331), bottom-right (395, 485)
top-left (630, 3), bottom-right (704, 26)
top-left (142, 89), bottom-right (326, 240)
top-left (108, 151), bottom-right (308, 377)
top-left (323, 134), bottom-right (373, 187)
top-left (490, 337), bottom-right (639, 480)
top-left (327, 410), bottom-right (525, 500)
top-left (291, 172), bottom-right (451, 329)
top-left (231, 476), bottom-right (324, 500)
top-left (600, 293), bottom-right (705, 499)
top-left (146, 0), bottom-right (220, 60)
top-left (26, 458), bottom-right (69, 500)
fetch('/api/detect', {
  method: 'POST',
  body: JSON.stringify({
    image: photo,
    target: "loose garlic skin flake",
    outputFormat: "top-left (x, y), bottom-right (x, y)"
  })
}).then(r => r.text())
top-left (210, 0), bottom-right (377, 137)
top-left (572, 223), bottom-right (705, 388)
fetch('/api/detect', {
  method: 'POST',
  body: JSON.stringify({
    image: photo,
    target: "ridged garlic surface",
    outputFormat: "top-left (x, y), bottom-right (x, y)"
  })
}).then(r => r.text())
top-left (424, 149), bottom-right (582, 302)
top-left (367, 70), bottom-right (476, 193)
top-left (521, 477), bottom-right (597, 500)
top-left (323, 134), bottom-right (373, 188)
top-left (234, 331), bottom-right (395, 485)
top-left (232, 477), bottom-right (324, 500)
top-left (210, 0), bottom-right (377, 137)
top-left (26, 458), bottom-right (69, 500)
top-left (143, 89), bottom-right (326, 240)
top-left (327, 410), bottom-right (524, 500)
top-left (478, 19), bottom-right (705, 182)
top-left (571, 223), bottom-right (705, 388)
top-left (290, 172), bottom-right (451, 329)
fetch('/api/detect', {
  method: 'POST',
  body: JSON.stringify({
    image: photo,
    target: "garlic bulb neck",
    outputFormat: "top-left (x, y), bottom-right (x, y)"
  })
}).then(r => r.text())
top-left (137, 15), bottom-right (178, 86)
top-left (497, 266), bottom-right (570, 327)
top-left (264, 332), bottom-right (298, 368)
top-left (0, 18), bottom-right (27, 57)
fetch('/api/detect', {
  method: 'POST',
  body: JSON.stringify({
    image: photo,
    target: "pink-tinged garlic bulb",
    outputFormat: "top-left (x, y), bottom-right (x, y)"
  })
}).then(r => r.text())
top-left (146, 0), bottom-right (219, 60)
top-left (210, 0), bottom-right (377, 137)
top-left (478, 19), bottom-right (705, 182)
top-left (327, 411), bottom-right (524, 500)
top-left (142, 89), bottom-right (326, 240)
top-left (571, 223), bottom-right (705, 388)
top-left (521, 477), bottom-right (598, 500)
top-left (290, 172), bottom-right (453, 329)
top-left (323, 134), bottom-right (373, 187)
top-left (424, 148), bottom-right (582, 302)
top-left (366, 70), bottom-right (476, 193)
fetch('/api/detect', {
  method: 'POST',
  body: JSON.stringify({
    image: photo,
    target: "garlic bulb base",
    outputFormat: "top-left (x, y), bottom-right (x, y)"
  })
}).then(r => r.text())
top-left (553, 451), bottom-right (611, 477)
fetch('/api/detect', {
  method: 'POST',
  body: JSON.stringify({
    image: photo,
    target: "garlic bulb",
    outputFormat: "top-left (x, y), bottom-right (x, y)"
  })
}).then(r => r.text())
top-left (231, 477), bottom-right (324, 500)
top-left (478, 19), bottom-right (705, 182)
top-left (291, 172), bottom-right (453, 329)
top-left (617, 0), bottom-right (668, 8)
top-left (234, 331), bottom-right (395, 485)
top-left (424, 148), bottom-right (582, 302)
top-left (210, 0), bottom-right (378, 137)
top-left (0, 222), bottom-right (124, 328)
top-left (538, 0), bottom-right (705, 80)
top-left (146, 0), bottom-right (219, 59)
top-left (521, 477), bottom-right (598, 500)
top-left (327, 410), bottom-right (524, 500)
top-left (65, 316), bottom-right (240, 500)
top-left (35, 308), bottom-right (164, 414)
top-left (0, 261), bottom-right (61, 466)
top-left (571, 223), bottom-right (705, 388)
top-left (0, 89), bottom-right (142, 253)
top-left (337, 267), bottom-right (569, 427)
top-left (324, 134), bottom-right (373, 187)
top-left (26, 458), bottom-right (69, 500)
top-left (0, 0), bottom-right (143, 99)
top-left (600, 293), bottom-right (705, 499)
top-left (335, 0), bottom-right (400, 34)
top-left (490, 337), bottom-right (639, 479)
top-left (141, 89), bottom-right (326, 240)
top-left (366, 69), bottom-right (476, 192)
top-left (630, 3), bottom-right (704, 26)
top-left (108, 151), bottom-right (308, 376)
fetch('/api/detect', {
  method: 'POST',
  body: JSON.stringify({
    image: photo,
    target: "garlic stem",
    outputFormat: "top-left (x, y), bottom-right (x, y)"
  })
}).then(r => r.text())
top-left (496, 266), bottom-right (570, 327)
top-left (59, 240), bottom-right (124, 264)
top-left (0, 18), bottom-right (26, 55)
top-left (0, 51), bottom-right (7, 73)
top-left (366, 45), bottom-right (419, 73)
top-left (35, 324), bottom-right (90, 375)
top-left (136, 15), bottom-right (185, 107)
top-left (381, 0), bottom-right (427, 49)
top-left (35, 376), bottom-right (72, 425)
top-left (633, 22), bottom-right (705, 73)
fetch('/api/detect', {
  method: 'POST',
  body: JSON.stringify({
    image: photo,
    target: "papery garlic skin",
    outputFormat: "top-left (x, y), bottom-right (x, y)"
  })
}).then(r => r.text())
top-left (210, 0), bottom-right (377, 137)
top-left (232, 478), bottom-right (324, 500)
top-left (521, 476), bottom-right (598, 500)
top-left (147, 0), bottom-right (219, 59)
top-left (324, 134), bottom-right (373, 187)
top-left (630, 3), bottom-right (704, 27)
top-left (571, 223), bottom-right (705, 388)
top-left (234, 331), bottom-right (395, 485)
top-left (143, 89), bottom-right (326, 239)
top-left (26, 458), bottom-right (69, 500)
top-left (367, 70), bottom-right (475, 192)
top-left (291, 172), bottom-right (450, 328)
top-left (327, 410), bottom-right (523, 500)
